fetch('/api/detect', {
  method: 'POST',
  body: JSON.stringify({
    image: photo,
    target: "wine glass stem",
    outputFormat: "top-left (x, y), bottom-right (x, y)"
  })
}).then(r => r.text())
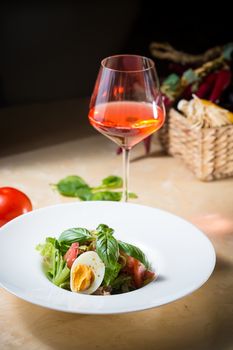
top-left (122, 147), bottom-right (130, 202)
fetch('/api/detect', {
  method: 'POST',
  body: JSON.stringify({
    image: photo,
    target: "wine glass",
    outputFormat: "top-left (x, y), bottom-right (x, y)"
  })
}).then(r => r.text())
top-left (88, 55), bottom-right (165, 202)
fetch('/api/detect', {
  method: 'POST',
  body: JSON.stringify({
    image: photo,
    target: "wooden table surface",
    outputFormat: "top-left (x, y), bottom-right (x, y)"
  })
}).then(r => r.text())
top-left (0, 99), bottom-right (233, 350)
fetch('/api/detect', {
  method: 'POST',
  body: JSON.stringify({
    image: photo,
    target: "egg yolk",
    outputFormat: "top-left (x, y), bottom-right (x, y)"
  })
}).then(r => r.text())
top-left (72, 264), bottom-right (95, 292)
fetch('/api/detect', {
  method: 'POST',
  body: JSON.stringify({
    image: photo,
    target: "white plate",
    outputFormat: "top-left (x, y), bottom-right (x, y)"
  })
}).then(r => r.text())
top-left (0, 201), bottom-right (215, 314)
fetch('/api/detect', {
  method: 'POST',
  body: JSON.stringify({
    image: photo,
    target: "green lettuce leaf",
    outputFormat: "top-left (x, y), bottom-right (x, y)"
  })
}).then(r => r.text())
top-left (36, 237), bottom-right (70, 288)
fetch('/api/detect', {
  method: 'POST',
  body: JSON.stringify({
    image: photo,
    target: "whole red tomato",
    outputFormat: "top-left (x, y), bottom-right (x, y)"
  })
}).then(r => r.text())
top-left (0, 187), bottom-right (32, 227)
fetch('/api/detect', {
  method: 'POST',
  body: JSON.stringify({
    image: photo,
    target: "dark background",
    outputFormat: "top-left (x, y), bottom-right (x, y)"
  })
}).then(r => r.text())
top-left (0, 0), bottom-right (232, 107)
top-left (0, 1), bottom-right (232, 155)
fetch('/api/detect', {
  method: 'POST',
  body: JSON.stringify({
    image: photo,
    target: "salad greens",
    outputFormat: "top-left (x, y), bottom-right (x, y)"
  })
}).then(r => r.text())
top-left (118, 241), bottom-right (150, 270)
top-left (53, 175), bottom-right (137, 202)
top-left (96, 227), bottom-right (119, 267)
top-left (36, 237), bottom-right (70, 287)
top-left (58, 228), bottom-right (93, 245)
top-left (36, 223), bottom-right (155, 295)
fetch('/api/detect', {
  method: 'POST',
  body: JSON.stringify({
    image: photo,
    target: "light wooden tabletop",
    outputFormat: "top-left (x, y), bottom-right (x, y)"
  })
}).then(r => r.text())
top-left (0, 100), bottom-right (233, 350)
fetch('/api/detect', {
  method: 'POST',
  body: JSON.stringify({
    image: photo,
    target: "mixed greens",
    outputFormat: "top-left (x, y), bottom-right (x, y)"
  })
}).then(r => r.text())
top-left (53, 175), bottom-right (137, 202)
top-left (36, 224), bottom-right (155, 295)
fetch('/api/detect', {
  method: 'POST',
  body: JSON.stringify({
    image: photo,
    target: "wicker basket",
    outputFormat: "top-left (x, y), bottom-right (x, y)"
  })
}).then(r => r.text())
top-left (168, 108), bottom-right (233, 181)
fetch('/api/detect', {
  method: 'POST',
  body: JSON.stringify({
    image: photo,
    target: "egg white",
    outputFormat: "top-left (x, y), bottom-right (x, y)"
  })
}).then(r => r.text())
top-left (70, 251), bottom-right (105, 294)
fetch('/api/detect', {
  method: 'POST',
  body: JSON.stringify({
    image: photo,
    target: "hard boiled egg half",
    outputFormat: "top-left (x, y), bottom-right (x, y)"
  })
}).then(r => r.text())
top-left (70, 251), bottom-right (105, 294)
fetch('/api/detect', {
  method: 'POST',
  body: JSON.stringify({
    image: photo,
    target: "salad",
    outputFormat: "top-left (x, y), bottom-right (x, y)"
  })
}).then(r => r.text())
top-left (36, 224), bottom-right (155, 295)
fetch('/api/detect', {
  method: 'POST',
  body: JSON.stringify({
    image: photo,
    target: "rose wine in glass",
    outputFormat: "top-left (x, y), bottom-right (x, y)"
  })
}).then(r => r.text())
top-left (88, 55), bottom-right (165, 201)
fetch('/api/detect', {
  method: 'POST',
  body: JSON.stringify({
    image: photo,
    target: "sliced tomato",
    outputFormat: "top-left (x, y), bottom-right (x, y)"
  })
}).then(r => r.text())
top-left (133, 259), bottom-right (146, 288)
top-left (64, 243), bottom-right (79, 269)
top-left (126, 255), bottom-right (135, 270)
top-left (144, 270), bottom-right (156, 284)
top-left (124, 254), bottom-right (155, 288)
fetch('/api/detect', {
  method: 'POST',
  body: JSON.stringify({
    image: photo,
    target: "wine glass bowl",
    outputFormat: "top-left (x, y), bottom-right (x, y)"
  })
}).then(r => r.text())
top-left (88, 55), bottom-right (165, 201)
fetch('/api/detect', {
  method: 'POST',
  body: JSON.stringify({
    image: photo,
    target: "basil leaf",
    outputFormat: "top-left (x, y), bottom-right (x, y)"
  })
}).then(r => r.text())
top-left (91, 191), bottom-right (137, 201)
top-left (104, 263), bottom-right (121, 286)
top-left (92, 176), bottom-right (123, 191)
top-left (56, 175), bottom-right (89, 197)
top-left (101, 175), bottom-right (123, 189)
top-left (96, 229), bottom-right (119, 268)
top-left (58, 228), bottom-right (92, 244)
top-left (96, 224), bottom-right (114, 235)
top-left (74, 187), bottom-right (93, 201)
top-left (118, 241), bottom-right (150, 269)
top-left (90, 191), bottom-right (122, 201)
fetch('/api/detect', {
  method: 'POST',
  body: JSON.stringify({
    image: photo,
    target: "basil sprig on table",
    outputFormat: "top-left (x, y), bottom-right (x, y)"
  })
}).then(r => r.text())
top-left (53, 175), bottom-right (137, 201)
top-left (56, 176), bottom-right (89, 197)
top-left (57, 223), bottom-right (150, 286)
top-left (94, 175), bottom-right (123, 190)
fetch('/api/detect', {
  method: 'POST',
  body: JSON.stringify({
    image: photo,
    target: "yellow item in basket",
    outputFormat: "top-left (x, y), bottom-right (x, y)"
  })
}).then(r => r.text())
top-left (177, 96), bottom-right (233, 129)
